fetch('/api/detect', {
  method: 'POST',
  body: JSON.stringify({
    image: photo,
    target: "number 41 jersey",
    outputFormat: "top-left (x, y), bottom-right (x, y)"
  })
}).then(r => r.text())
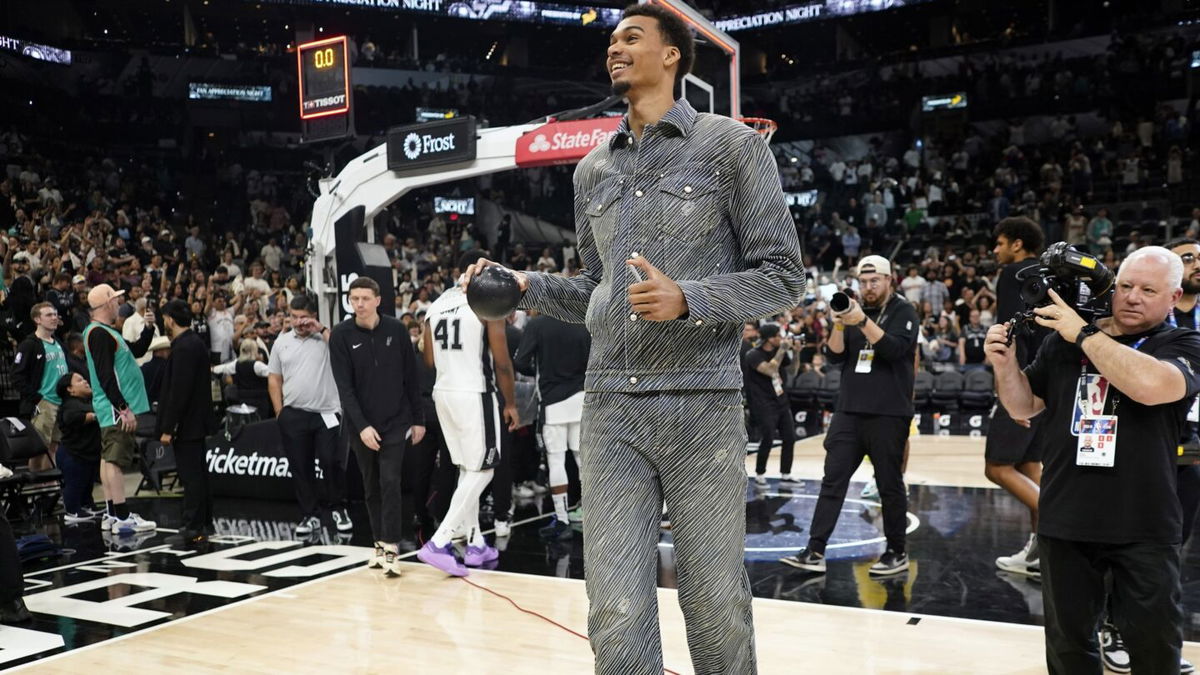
top-left (425, 286), bottom-right (494, 394)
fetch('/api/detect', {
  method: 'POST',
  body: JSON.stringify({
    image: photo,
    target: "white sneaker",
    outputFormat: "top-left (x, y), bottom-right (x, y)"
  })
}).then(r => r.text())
top-left (383, 549), bottom-right (403, 577)
top-left (1099, 623), bottom-right (1131, 673)
top-left (995, 533), bottom-right (1039, 576)
top-left (111, 513), bottom-right (156, 534)
top-left (753, 474), bottom-right (768, 487)
top-left (860, 479), bottom-right (879, 500)
top-left (64, 511), bottom-right (95, 524)
top-left (294, 516), bottom-right (320, 536)
top-left (494, 520), bottom-right (511, 538)
top-left (779, 475), bottom-right (802, 487)
top-left (513, 483), bottom-right (536, 499)
top-left (367, 543), bottom-right (385, 569)
top-left (1183, 657), bottom-right (1195, 675)
top-left (101, 513), bottom-right (117, 530)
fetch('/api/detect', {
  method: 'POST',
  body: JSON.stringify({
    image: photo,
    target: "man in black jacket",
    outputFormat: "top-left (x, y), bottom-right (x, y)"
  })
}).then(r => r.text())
top-left (330, 277), bottom-right (425, 576)
top-left (157, 299), bottom-right (215, 544)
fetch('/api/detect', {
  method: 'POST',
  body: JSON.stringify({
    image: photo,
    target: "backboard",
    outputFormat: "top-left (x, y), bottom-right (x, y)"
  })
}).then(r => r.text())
top-left (641, 0), bottom-right (740, 120)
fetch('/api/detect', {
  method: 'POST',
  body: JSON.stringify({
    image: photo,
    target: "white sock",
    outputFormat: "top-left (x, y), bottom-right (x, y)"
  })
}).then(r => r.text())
top-left (552, 492), bottom-right (569, 522)
top-left (469, 526), bottom-right (485, 548)
top-left (431, 469), bottom-right (494, 548)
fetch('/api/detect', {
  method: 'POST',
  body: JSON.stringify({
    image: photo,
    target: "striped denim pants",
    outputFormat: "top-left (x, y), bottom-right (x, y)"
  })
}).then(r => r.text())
top-left (580, 389), bottom-right (755, 675)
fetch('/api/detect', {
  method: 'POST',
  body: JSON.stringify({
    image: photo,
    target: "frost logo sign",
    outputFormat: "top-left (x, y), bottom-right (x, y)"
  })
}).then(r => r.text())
top-left (387, 116), bottom-right (477, 171)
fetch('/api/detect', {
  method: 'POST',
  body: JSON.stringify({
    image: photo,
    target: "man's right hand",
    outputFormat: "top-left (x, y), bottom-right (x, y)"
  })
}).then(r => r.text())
top-left (984, 323), bottom-right (1016, 370)
top-left (360, 426), bottom-right (382, 452)
top-left (460, 257), bottom-right (528, 294)
top-left (118, 408), bottom-right (137, 433)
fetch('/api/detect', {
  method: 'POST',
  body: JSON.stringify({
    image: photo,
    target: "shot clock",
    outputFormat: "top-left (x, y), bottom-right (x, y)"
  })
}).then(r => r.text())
top-left (297, 36), bottom-right (349, 119)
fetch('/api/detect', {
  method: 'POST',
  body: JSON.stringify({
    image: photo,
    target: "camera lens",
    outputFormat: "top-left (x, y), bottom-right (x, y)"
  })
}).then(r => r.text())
top-left (830, 292), bottom-right (850, 313)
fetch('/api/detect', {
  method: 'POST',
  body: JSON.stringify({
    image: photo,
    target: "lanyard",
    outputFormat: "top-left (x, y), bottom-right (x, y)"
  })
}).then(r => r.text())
top-left (1167, 305), bottom-right (1200, 329)
top-left (1078, 335), bottom-right (1148, 416)
top-left (863, 296), bottom-right (897, 339)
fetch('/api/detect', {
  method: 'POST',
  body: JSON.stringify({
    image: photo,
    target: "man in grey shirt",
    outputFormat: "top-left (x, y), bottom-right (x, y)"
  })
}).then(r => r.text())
top-left (268, 295), bottom-right (349, 538)
top-left (464, 6), bottom-right (804, 673)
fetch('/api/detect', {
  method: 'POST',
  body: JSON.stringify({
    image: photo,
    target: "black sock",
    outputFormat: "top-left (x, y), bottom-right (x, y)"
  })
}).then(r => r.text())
top-left (114, 502), bottom-right (130, 519)
top-left (106, 500), bottom-right (114, 515)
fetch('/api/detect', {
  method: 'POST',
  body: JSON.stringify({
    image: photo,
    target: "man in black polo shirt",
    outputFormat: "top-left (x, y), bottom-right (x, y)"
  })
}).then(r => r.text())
top-left (958, 309), bottom-right (988, 370)
top-left (744, 323), bottom-right (800, 488)
top-left (781, 255), bottom-right (918, 576)
top-left (986, 246), bottom-right (1200, 674)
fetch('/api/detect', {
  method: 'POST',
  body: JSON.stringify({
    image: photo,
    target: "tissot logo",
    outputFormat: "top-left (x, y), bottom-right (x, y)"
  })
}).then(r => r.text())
top-left (387, 116), bottom-right (477, 171)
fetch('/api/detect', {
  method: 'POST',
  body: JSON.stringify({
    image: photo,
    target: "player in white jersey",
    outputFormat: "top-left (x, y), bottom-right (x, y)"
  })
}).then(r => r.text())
top-left (416, 252), bottom-right (519, 577)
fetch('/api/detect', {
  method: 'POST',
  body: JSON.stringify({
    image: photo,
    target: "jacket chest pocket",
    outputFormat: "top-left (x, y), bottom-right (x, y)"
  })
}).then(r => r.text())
top-left (583, 182), bottom-right (621, 253)
top-left (657, 172), bottom-right (720, 244)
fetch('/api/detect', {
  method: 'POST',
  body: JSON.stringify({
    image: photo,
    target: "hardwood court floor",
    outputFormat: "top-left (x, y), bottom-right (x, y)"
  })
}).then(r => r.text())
top-left (750, 433), bottom-right (996, 489)
top-left (22, 561), bottom-right (1200, 674)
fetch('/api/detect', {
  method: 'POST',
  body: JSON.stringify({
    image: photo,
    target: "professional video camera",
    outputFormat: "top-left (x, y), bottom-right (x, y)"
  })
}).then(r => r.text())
top-left (1006, 242), bottom-right (1115, 346)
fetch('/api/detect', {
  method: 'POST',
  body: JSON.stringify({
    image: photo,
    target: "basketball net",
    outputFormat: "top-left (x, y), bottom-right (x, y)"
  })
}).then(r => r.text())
top-left (739, 117), bottom-right (778, 144)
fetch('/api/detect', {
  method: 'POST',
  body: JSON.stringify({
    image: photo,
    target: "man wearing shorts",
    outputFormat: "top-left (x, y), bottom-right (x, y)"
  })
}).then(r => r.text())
top-left (84, 284), bottom-right (157, 535)
top-left (418, 251), bottom-right (519, 577)
top-left (987, 217), bottom-right (1047, 576)
top-left (15, 303), bottom-right (70, 473)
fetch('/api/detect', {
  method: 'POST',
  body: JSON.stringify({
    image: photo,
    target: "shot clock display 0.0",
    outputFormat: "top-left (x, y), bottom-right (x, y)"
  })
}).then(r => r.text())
top-left (297, 36), bottom-right (349, 120)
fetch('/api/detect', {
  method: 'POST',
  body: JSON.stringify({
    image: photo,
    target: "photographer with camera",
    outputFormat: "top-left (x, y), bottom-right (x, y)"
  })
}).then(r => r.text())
top-left (780, 255), bottom-right (919, 576)
top-left (985, 246), bottom-right (1200, 674)
top-left (744, 323), bottom-right (801, 488)
top-left (987, 217), bottom-right (1048, 576)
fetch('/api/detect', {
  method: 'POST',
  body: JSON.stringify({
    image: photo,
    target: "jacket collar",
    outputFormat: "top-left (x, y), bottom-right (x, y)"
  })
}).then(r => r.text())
top-left (609, 98), bottom-right (697, 150)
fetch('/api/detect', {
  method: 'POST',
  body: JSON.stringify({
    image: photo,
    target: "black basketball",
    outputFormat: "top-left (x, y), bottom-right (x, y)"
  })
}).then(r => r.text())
top-left (467, 266), bottom-right (522, 321)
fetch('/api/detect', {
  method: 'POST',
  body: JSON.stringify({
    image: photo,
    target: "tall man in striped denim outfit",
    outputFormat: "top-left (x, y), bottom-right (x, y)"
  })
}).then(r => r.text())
top-left (463, 6), bottom-right (805, 672)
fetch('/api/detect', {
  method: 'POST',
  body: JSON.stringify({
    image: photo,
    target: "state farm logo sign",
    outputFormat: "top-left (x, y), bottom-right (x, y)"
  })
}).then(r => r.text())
top-left (516, 117), bottom-right (623, 168)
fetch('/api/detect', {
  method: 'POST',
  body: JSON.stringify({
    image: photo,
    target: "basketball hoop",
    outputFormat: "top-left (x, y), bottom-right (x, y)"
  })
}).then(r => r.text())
top-left (739, 117), bottom-right (778, 144)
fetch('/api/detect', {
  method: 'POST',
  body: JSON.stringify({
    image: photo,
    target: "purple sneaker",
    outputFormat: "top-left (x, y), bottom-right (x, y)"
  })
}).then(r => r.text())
top-left (464, 544), bottom-right (499, 567)
top-left (417, 541), bottom-right (468, 577)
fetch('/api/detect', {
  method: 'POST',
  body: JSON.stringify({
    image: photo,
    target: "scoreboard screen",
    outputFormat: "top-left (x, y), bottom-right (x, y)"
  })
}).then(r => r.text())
top-left (297, 36), bottom-right (349, 120)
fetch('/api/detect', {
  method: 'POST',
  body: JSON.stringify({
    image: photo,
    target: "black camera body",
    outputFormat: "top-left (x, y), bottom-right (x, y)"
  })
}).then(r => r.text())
top-left (1006, 242), bottom-right (1114, 345)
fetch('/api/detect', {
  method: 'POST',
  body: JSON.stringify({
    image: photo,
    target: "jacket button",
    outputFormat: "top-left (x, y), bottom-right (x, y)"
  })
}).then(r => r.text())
top-left (694, 319), bottom-right (703, 326)
top-left (683, 186), bottom-right (693, 194)
top-left (629, 376), bottom-right (638, 384)
top-left (631, 251), bottom-right (639, 258)
top-left (635, 190), bottom-right (644, 197)
top-left (629, 313), bottom-right (638, 321)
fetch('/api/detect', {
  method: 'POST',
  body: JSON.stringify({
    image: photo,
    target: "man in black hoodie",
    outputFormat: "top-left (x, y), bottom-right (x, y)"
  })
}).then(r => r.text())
top-left (330, 276), bottom-right (425, 576)
top-left (157, 299), bottom-right (215, 544)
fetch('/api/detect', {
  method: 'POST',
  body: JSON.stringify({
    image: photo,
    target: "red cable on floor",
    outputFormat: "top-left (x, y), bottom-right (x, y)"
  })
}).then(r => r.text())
top-left (459, 576), bottom-right (683, 675)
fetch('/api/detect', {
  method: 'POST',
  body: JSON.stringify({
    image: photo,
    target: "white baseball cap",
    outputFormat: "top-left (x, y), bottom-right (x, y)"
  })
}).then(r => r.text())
top-left (856, 255), bottom-right (892, 277)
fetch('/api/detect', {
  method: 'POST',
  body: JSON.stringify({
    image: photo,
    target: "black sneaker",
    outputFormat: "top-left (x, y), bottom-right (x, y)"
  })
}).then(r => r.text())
top-left (780, 548), bottom-right (826, 573)
top-left (538, 517), bottom-right (573, 541)
top-left (869, 549), bottom-right (910, 576)
top-left (331, 508), bottom-right (353, 533)
top-left (1099, 623), bottom-right (1131, 673)
top-left (0, 598), bottom-right (31, 624)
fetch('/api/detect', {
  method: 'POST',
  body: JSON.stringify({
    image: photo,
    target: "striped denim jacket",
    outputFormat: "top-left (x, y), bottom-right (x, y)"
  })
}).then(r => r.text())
top-left (519, 98), bottom-right (806, 393)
